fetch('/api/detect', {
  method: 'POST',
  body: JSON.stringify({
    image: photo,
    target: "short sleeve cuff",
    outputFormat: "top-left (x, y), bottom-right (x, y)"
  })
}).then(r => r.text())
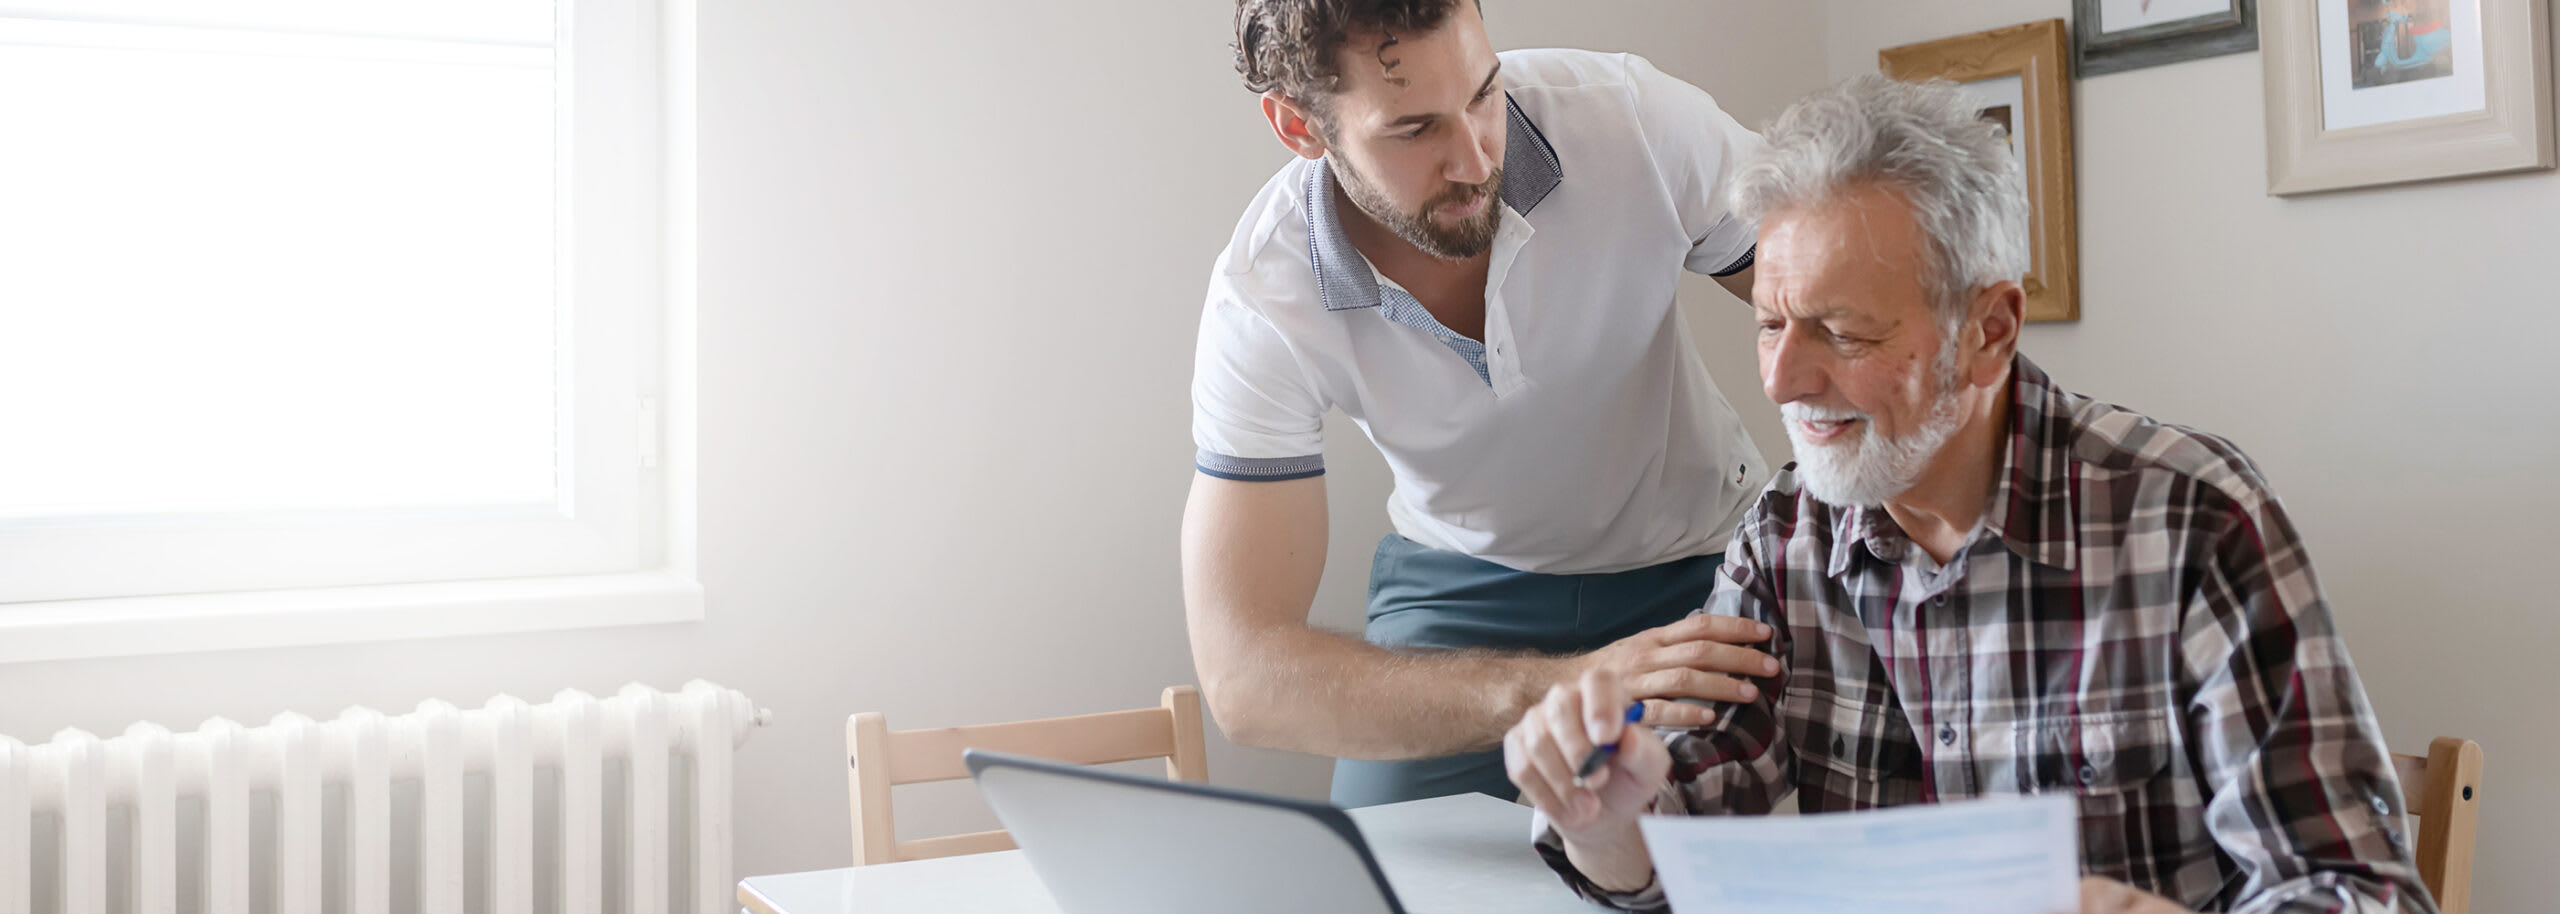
top-left (1710, 243), bottom-right (1755, 277)
top-left (1195, 450), bottom-right (1324, 482)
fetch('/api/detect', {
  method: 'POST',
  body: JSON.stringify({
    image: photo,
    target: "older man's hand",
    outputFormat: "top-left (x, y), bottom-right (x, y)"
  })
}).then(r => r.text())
top-left (2073, 877), bottom-right (2195, 913)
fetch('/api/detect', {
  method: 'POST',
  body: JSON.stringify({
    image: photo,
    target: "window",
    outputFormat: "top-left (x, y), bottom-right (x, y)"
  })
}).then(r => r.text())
top-left (0, 1), bottom-right (697, 660)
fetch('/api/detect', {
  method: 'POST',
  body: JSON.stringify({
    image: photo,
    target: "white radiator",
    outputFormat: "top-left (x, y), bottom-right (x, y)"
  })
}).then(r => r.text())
top-left (0, 681), bottom-right (767, 914)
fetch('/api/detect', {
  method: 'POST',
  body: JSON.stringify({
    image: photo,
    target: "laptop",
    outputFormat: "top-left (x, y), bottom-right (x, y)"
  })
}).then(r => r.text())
top-left (964, 749), bottom-right (1410, 914)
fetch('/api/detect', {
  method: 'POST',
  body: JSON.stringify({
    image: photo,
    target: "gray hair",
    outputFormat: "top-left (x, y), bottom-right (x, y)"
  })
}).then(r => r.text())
top-left (1731, 74), bottom-right (2030, 332)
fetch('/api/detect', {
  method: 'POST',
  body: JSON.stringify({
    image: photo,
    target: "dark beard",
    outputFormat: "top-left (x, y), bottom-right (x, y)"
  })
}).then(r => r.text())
top-left (1334, 157), bottom-right (1504, 261)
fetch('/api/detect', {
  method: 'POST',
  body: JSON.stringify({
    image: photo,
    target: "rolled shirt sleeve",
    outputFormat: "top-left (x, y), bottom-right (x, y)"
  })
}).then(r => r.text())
top-left (2183, 488), bottom-right (2434, 914)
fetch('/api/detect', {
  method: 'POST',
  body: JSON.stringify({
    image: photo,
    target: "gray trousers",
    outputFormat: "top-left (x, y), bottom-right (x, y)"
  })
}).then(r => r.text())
top-left (1328, 534), bottom-right (1726, 808)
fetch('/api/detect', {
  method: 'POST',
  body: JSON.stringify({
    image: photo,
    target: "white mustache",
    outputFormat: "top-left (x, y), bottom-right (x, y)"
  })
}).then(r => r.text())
top-left (1780, 402), bottom-right (1869, 424)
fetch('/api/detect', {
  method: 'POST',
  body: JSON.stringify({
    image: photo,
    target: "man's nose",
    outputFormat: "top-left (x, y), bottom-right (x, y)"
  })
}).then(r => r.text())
top-left (1446, 116), bottom-right (1495, 185)
top-left (1761, 328), bottom-right (1826, 407)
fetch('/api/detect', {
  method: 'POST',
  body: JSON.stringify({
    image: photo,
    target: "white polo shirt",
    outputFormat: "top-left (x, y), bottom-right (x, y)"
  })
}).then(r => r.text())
top-left (1191, 49), bottom-right (1768, 575)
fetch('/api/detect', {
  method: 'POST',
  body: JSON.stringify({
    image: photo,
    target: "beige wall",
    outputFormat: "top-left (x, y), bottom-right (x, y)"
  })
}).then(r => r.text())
top-left (1818, 3), bottom-right (2557, 910)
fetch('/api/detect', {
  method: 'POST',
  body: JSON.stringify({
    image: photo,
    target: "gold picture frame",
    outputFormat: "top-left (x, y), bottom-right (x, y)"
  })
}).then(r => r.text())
top-left (2263, 0), bottom-right (2556, 195)
top-left (1881, 20), bottom-right (2081, 323)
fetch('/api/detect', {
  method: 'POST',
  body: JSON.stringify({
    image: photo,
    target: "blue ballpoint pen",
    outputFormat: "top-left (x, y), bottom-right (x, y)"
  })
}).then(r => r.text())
top-left (1571, 701), bottom-right (1646, 786)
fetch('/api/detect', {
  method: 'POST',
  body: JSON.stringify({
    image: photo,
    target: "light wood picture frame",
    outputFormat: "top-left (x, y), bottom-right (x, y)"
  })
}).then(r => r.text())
top-left (2264, 0), bottom-right (2556, 195)
top-left (2075, 0), bottom-right (2259, 76)
top-left (1881, 19), bottom-right (2081, 323)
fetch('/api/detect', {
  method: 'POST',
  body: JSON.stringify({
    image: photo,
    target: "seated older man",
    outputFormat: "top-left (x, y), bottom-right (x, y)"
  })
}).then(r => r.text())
top-left (1502, 75), bottom-right (2432, 914)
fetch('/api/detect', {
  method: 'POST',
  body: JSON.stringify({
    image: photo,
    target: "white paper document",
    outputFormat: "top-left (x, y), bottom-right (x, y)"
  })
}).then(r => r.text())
top-left (1636, 795), bottom-right (2079, 914)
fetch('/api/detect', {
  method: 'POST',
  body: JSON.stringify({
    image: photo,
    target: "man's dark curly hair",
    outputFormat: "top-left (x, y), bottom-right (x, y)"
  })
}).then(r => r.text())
top-left (1232, 0), bottom-right (1478, 128)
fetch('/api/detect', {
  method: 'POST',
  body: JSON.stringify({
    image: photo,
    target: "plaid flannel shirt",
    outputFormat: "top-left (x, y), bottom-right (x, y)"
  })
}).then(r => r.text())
top-left (1536, 355), bottom-right (2432, 914)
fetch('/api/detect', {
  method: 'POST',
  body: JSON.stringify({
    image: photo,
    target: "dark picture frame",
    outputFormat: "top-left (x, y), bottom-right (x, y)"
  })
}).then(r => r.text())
top-left (2073, 0), bottom-right (2259, 76)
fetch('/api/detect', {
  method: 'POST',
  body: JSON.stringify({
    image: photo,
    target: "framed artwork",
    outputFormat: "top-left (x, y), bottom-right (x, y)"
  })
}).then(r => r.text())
top-left (2074, 0), bottom-right (2259, 76)
top-left (1880, 19), bottom-right (2080, 323)
top-left (2264, 0), bottom-right (2556, 195)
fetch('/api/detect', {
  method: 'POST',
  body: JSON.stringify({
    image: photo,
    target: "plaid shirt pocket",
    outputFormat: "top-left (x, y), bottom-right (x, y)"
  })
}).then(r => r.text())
top-left (1791, 691), bottom-right (1926, 810)
top-left (2026, 709), bottom-right (2180, 883)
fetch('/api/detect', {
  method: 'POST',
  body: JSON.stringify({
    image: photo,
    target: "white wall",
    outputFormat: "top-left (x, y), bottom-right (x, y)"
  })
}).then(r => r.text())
top-left (1819, 4), bottom-right (2557, 910)
top-left (0, 0), bottom-right (1829, 886)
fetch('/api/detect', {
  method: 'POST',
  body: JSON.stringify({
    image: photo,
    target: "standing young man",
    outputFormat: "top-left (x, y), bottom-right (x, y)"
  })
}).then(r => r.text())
top-left (1185, 0), bottom-right (1781, 806)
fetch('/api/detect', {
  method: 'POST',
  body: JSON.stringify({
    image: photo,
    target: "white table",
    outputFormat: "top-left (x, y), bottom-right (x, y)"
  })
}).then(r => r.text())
top-left (737, 792), bottom-right (1596, 913)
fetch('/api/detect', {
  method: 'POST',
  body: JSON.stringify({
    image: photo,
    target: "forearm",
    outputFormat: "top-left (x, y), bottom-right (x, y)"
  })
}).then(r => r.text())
top-left (1205, 620), bottom-right (1572, 759)
top-left (1183, 471), bottom-right (1590, 759)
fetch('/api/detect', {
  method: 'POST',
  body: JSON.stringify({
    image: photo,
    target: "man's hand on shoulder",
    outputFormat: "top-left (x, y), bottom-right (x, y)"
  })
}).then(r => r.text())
top-left (1572, 613), bottom-right (1778, 730)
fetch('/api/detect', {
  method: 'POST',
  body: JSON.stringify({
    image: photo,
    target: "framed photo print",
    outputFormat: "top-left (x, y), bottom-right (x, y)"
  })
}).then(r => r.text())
top-left (1880, 19), bottom-right (2081, 323)
top-left (2074, 0), bottom-right (2259, 76)
top-left (2264, 0), bottom-right (2556, 195)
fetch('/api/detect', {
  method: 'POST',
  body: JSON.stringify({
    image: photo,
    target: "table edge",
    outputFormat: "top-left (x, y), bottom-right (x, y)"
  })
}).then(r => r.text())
top-left (737, 877), bottom-right (790, 914)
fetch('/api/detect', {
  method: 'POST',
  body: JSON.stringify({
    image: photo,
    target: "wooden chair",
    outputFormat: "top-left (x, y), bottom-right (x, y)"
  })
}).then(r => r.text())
top-left (845, 685), bottom-right (1209, 866)
top-left (2391, 737), bottom-right (2485, 914)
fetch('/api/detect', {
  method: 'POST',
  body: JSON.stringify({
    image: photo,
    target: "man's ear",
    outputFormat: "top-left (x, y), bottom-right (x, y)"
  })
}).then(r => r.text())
top-left (1966, 280), bottom-right (2025, 389)
top-left (1262, 92), bottom-right (1331, 161)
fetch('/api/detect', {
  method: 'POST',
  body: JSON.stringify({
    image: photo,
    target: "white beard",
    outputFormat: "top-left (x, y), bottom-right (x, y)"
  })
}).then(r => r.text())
top-left (1781, 390), bottom-right (1964, 509)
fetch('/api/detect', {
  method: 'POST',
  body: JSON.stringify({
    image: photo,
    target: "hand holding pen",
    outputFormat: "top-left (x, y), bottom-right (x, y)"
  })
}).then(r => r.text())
top-left (1500, 668), bottom-right (1675, 843)
top-left (1574, 701), bottom-right (1646, 786)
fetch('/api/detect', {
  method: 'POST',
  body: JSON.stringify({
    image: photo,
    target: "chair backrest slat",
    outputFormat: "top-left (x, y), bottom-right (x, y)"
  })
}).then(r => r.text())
top-left (895, 829), bottom-right (1016, 861)
top-left (845, 685), bottom-right (1210, 866)
top-left (2389, 753), bottom-right (2428, 814)
top-left (883, 707), bottom-right (1176, 785)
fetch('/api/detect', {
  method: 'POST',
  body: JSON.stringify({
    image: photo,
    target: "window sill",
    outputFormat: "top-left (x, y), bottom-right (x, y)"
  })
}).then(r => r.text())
top-left (0, 571), bottom-right (703, 665)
